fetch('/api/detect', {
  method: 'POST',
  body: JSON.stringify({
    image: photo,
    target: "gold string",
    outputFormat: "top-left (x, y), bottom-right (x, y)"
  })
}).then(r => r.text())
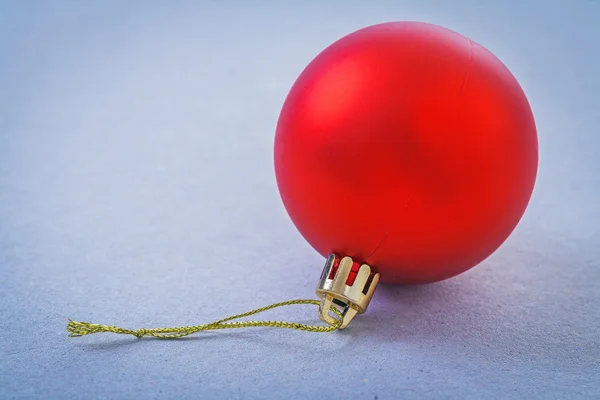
top-left (67, 299), bottom-right (342, 339)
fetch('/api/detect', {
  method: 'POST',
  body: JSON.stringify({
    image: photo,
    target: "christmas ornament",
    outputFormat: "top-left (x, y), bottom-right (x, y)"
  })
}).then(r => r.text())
top-left (67, 21), bottom-right (537, 338)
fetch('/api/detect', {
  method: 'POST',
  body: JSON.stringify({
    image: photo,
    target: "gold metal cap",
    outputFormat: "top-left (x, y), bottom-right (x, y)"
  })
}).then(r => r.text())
top-left (315, 254), bottom-right (380, 329)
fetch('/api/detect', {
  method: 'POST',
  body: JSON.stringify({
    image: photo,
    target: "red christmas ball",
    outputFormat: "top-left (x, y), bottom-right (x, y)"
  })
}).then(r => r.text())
top-left (274, 22), bottom-right (538, 284)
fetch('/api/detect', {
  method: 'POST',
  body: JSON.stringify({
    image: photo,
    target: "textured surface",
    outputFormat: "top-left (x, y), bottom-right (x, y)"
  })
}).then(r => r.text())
top-left (0, 1), bottom-right (599, 399)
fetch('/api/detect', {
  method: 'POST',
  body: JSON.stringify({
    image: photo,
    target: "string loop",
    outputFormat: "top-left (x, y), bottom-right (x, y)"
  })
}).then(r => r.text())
top-left (67, 299), bottom-right (342, 339)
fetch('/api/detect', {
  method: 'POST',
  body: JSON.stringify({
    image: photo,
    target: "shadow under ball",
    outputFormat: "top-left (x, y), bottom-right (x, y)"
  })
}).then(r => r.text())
top-left (274, 21), bottom-right (538, 285)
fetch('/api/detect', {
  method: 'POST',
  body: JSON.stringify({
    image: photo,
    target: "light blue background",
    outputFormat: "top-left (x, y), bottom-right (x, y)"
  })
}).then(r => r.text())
top-left (1, 1), bottom-right (598, 399)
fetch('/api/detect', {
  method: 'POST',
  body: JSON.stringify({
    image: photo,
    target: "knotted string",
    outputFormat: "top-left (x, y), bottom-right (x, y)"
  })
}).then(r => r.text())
top-left (67, 299), bottom-right (342, 339)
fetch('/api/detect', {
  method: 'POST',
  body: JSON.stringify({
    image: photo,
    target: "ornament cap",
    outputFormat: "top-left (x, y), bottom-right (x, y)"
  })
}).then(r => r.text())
top-left (315, 254), bottom-right (380, 329)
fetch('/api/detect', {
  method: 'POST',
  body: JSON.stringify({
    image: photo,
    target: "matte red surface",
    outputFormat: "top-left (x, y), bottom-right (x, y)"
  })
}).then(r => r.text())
top-left (274, 22), bottom-right (538, 284)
